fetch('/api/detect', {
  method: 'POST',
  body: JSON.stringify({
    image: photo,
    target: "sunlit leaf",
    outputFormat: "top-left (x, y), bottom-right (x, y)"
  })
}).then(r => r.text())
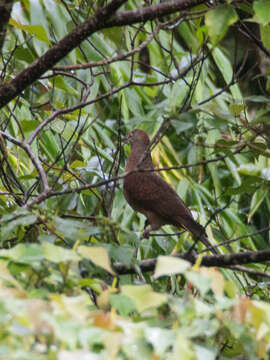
top-left (248, 188), bottom-right (267, 222)
top-left (205, 5), bottom-right (238, 44)
top-left (77, 246), bottom-right (115, 275)
top-left (253, 0), bottom-right (270, 25)
top-left (121, 285), bottom-right (167, 313)
top-left (43, 243), bottom-right (80, 263)
top-left (185, 271), bottom-right (211, 296)
top-left (10, 19), bottom-right (50, 44)
top-left (0, 244), bottom-right (44, 264)
top-left (153, 256), bottom-right (191, 279)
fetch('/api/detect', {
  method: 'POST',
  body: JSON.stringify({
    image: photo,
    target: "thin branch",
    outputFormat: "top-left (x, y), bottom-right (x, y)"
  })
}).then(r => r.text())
top-left (0, 0), bottom-right (127, 108)
top-left (200, 226), bottom-right (270, 254)
top-left (105, 0), bottom-right (206, 28)
top-left (27, 51), bottom-right (205, 145)
top-left (227, 265), bottom-right (270, 278)
top-left (27, 82), bottom-right (131, 145)
top-left (26, 142), bottom-right (247, 206)
top-left (0, 0), bottom-right (209, 109)
top-left (53, 24), bottom-right (161, 71)
top-left (0, 131), bottom-right (50, 194)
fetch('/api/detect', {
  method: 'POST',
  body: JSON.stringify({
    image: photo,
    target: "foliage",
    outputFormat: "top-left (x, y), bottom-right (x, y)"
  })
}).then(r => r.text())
top-left (1, 247), bottom-right (270, 359)
top-left (1, 0), bottom-right (270, 358)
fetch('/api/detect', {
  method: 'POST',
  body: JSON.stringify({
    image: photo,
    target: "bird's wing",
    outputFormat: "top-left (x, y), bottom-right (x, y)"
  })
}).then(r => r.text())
top-left (124, 172), bottom-right (192, 222)
top-left (124, 172), bottom-right (216, 252)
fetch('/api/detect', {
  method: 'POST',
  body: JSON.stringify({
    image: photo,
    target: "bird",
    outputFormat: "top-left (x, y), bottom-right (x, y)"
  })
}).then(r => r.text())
top-left (123, 129), bottom-right (218, 254)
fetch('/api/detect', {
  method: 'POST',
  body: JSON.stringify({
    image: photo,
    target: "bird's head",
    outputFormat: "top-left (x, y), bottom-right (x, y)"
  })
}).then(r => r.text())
top-left (124, 129), bottom-right (153, 170)
top-left (124, 129), bottom-right (150, 148)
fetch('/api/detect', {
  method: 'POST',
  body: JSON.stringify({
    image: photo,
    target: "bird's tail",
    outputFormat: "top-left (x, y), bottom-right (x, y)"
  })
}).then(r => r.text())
top-left (177, 217), bottom-right (219, 255)
top-left (197, 230), bottom-right (219, 255)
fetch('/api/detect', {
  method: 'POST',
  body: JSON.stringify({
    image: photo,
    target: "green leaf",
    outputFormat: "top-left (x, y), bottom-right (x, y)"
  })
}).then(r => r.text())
top-left (225, 177), bottom-right (260, 195)
top-left (248, 188), bottom-right (267, 222)
top-left (40, 131), bottom-right (62, 164)
top-left (229, 104), bottom-right (245, 117)
top-left (13, 47), bottom-right (35, 63)
top-left (171, 113), bottom-right (198, 134)
top-left (10, 20), bottom-right (50, 44)
top-left (170, 81), bottom-right (188, 111)
top-left (23, 25), bottom-right (50, 44)
top-left (225, 158), bottom-right (241, 185)
top-left (260, 24), bottom-right (270, 50)
top-left (237, 164), bottom-right (260, 176)
top-left (244, 95), bottom-right (270, 103)
top-left (54, 217), bottom-right (98, 241)
top-left (125, 88), bottom-right (144, 117)
top-left (185, 271), bottom-right (211, 296)
top-left (21, 120), bottom-right (40, 133)
top-left (0, 261), bottom-right (24, 289)
top-left (0, 244), bottom-right (44, 264)
top-left (254, 0), bottom-right (270, 25)
top-left (109, 294), bottom-right (136, 316)
top-left (1, 209), bottom-right (38, 241)
top-left (121, 285), bottom-right (167, 313)
top-left (153, 256), bottom-right (191, 279)
top-left (205, 5), bottom-right (238, 44)
top-left (43, 243), bottom-right (80, 263)
top-left (172, 332), bottom-right (195, 359)
top-left (54, 76), bottom-right (79, 96)
top-left (211, 47), bottom-right (242, 99)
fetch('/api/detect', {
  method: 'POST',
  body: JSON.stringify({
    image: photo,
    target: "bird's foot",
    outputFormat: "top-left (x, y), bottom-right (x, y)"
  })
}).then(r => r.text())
top-left (142, 227), bottom-right (151, 239)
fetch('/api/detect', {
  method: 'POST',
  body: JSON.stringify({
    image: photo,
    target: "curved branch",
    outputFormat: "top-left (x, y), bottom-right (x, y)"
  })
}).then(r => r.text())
top-left (0, 0), bottom-right (127, 109)
top-left (53, 24), bottom-right (161, 71)
top-left (0, 131), bottom-right (50, 194)
top-left (0, 0), bottom-right (206, 109)
top-left (105, 0), bottom-right (205, 28)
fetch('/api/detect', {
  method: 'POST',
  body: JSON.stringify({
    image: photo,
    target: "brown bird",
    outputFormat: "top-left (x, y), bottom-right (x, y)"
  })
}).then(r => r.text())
top-left (123, 129), bottom-right (218, 254)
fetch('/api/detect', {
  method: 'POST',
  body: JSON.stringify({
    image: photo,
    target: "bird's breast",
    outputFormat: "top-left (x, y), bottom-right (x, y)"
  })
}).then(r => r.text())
top-left (123, 173), bottom-right (147, 211)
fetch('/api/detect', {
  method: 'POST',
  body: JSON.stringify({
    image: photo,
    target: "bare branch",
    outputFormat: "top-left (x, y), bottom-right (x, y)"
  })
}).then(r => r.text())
top-left (0, 0), bottom-right (207, 109)
top-left (0, 0), bottom-right (127, 108)
top-left (0, 131), bottom-right (50, 195)
top-left (105, 0), bottom-right (206, 28)
top-left (53, 24), bottom-right (161, 71)
top-left (113, 247), bottom-right (270, 275)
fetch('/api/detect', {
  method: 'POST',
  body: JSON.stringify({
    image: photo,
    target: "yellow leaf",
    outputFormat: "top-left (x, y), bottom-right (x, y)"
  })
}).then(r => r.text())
top-left (153, 256), bottom-right (190, 279)
top-left (192, 253), bottom-right (203, 271)
top-left (121, 284), bottom-right (167, 313)
top-left (200, 267), bottom-right (224, 296)
top-left (77, 246), bottom-right (116, 275)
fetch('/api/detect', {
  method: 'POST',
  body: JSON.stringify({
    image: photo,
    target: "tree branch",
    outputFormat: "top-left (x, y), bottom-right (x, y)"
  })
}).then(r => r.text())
top-left (0, 0), bottom-right (127, 109)
top-left (113, 248), bottom-right (270, 275)
top-left (0, 0), bottom-right (206, 109)
top-left (105, 0), bottom-right (206, 28)
top-left (0, 0), bottom-right (13, 52)
top-left (0, 131), bottom-right (50, 195)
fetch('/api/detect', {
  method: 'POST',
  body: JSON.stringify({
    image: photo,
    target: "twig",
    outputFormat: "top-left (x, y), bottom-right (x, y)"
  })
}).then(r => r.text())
top-left (0, 131), bottom-right (50, 195)
top-left (53, 24), bottom-right (161, 71)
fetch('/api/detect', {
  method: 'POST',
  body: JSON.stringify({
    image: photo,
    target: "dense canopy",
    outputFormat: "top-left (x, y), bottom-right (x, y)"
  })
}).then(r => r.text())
top-left (0, 0), bottom-right (270, 358)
